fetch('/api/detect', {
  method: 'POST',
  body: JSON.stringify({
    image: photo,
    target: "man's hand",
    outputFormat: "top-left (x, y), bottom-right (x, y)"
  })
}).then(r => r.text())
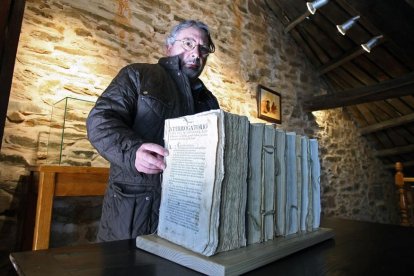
top-left (135, 143), bottom-right (169, 174)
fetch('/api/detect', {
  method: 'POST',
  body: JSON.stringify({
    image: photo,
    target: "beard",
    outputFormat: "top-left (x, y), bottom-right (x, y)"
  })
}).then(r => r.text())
top-left (180, 55), bottom-right (204, 80)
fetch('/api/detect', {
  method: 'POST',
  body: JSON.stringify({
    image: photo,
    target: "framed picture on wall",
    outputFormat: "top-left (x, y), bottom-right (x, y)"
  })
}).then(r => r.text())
top-left (257, 84), bottom-right (282, 124)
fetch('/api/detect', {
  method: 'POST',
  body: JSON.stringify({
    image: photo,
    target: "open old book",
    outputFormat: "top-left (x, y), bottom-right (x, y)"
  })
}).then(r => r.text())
top-left (157, 109), bottom-right (249, 256)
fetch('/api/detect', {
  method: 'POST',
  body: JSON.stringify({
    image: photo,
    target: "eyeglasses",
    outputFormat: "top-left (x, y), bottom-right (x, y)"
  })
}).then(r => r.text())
top-left (175, 38), bottom-right (211, 57)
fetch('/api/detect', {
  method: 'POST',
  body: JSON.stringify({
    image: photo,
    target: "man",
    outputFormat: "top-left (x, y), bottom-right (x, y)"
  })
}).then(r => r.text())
top-left (87, 20), bottom-right (219, 241)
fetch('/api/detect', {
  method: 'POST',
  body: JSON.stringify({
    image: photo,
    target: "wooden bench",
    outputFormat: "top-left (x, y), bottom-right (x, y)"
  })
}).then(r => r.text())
top-left (394, 162), bottom-right (414, 226)
top-left (26, 165), bottom-right (109, 250)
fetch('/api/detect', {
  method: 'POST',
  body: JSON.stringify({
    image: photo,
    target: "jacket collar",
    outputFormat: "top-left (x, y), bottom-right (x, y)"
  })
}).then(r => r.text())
top-left (158, 55), bottom-right (181, 71)
top-left (158, 55), bottom-right (204, 91)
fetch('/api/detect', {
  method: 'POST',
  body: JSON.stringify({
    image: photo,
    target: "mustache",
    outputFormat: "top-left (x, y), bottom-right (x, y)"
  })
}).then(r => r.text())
top-left (185, 57), bottom-right (201, 66)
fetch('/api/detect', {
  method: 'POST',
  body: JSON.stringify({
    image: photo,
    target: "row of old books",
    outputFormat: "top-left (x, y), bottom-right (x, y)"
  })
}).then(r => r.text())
top-left (247, 124), bottom-right (321, 245)
top-left (155, 110), bottom-right (321, 256)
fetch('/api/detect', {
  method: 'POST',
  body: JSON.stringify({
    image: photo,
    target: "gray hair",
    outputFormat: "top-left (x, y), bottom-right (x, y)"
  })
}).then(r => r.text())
top-left (166, 20), bottom-right (215, 54)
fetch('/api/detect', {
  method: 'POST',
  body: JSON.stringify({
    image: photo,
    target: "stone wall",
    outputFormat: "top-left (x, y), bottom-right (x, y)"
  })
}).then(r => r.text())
top-left (0, 0), bottom-right (398, 271)
top-left (314, 108), bottom-right (398, 223)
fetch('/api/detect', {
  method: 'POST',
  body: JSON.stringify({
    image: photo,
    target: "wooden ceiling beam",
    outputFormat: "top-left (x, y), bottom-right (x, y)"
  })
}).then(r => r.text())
top-left (318, 47), bottom-right (364, 75)
top-left (375, 144), bottom-right (414, 157)
top-left (318, 40), bottom-right (385, 75)
top-left (384, 160), bottom-right (414, 170)
top-left (360, 113), bottom-right (414, 135)
top-left (284, 10), bottom-right (310, 33)
top-left (303, 71), bottom-right (414, 111)
top-left (266, 0), bottom-right (323, 67)
top-left (336, 0), bottom-right (414, 68)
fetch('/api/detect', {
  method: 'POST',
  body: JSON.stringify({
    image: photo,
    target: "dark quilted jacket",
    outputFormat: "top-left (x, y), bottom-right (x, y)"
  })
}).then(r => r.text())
top-left (86, 55), bottom-right (219, 241)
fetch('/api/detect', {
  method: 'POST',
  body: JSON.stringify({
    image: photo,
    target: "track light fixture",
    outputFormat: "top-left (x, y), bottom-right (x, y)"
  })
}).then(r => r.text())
top-left (361, 35), bottom-right (383, 53)
top-left (336, 15), bottom-right (360, 35)
top-left (306, 0), bottom-right (330, 15)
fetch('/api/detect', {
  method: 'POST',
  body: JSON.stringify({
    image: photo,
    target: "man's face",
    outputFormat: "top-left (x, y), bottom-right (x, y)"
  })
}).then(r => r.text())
top-left (167, 26), bottom-right (210, 80)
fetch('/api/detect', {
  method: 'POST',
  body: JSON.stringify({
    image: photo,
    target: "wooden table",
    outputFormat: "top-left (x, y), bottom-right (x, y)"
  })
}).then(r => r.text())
top-left (11, 218), bottom-right (414, 275)
top-left (24, 165), bottom-right (109, 250)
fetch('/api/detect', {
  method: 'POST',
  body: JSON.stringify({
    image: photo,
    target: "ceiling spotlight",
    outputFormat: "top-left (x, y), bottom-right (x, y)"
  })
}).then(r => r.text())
top-left (361, 35), bottom-right (383, 53)
top-left (306, 0), bottom-right (330, 15)
top-left (336, 15), bottom-right (360, 35)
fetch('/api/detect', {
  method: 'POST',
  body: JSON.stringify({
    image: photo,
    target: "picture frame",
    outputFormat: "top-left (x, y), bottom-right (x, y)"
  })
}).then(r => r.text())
top-left (257, 84), bottom-right (282, 124)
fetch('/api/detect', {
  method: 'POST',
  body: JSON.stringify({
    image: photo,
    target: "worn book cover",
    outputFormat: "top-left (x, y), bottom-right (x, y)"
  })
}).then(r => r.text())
top-left (157, 110), bottom-right (248, 256)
